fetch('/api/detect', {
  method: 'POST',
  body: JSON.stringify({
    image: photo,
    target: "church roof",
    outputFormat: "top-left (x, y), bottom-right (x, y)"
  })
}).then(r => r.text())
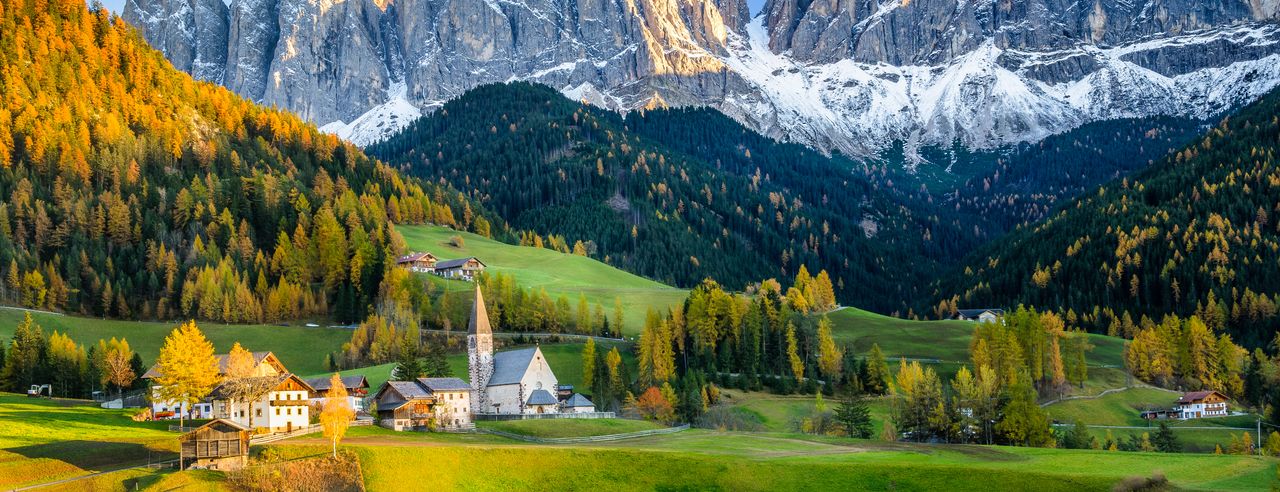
top-left (525, 389), bottom-right (558, 406)
top-left (417, 377), bottom-right (470, 392)
top-left (488, 347), bottom-right (540, 386)
top-left (564, 393), bottom-right (594, 408)
top-left (468, 286), bottom-right (492, 336)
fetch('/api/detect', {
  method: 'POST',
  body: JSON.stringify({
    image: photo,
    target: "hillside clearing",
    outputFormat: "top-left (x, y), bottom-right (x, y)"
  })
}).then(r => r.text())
top-left (397, 225), bottom-right (687, 334)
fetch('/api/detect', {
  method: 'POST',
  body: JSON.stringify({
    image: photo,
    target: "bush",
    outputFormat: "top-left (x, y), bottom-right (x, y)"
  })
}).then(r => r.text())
top-left (695, 406), bottom-right (764, 432)
top-left (229, 451), bottom-right (363, 492)
top-left (449, 235), bottom-right (465, 248)
top-left (1112, 473), bottom-right (1169, 492)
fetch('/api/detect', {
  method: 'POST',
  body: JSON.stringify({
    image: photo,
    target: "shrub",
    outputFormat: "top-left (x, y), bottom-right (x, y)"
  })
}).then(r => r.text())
top-left (1112, 473), bottom-right (1169, 492)
top-left (449, 235), bottom-right (465, 248)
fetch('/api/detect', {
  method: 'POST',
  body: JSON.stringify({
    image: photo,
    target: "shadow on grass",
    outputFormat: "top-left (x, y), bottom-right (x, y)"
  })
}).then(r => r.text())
top-left (4, 440), bottom-right (176, 470)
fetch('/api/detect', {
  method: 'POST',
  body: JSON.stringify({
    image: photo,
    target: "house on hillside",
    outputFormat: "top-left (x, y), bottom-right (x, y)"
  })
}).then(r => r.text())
top-left (396, 252), bottom-right (438, 272)
top-left (179, 419), bottom-right (251, 471)
top-left (435, 257), bottom-right (486, 281)
top-left (955, 309), bottom-right (1005, 323)
top-left (1174, 390), bottom-right (1230, 419)
top-left (144, 351), bottom-right (314, 433)
top-left (371, 377), bottom-right (472, 431)
top-left (305, 375), bottom-right (370, 412)
top-left (1140, 390), bottom-right (1230, 420)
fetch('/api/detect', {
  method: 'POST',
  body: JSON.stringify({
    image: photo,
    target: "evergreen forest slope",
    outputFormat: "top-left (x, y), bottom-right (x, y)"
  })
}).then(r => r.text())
top-left (370, 83), bottom-right (987, 313)
top-left (932, 87), bottom-right (1280, 349)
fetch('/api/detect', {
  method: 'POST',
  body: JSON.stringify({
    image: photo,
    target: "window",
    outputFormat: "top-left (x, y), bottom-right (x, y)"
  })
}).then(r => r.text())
top-left (275, 408), bottom-right (280, 416)
top-left (256, 409), bottom-right (262, 417)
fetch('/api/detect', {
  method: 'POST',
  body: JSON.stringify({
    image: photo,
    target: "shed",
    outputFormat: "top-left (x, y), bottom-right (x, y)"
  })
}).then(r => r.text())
top-left (179, 419), bottom-right (251, 471)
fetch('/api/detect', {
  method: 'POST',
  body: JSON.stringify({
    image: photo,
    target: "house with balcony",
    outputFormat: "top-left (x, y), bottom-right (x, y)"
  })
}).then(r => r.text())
top-left (372, 377), bottom-right (473, 431)
top-left (1173, 390), bottom-right (1229, 419)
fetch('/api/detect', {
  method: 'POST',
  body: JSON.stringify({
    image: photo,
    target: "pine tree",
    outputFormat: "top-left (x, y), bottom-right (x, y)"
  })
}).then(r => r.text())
top-left (393, 343), bottom-right (423, 381)
top-left (834, 394), bottom-right (873, 438)
top-left (1153, 422), bottom-right (1181, 452)
top-left (786, 324), bottom-right (804, 383)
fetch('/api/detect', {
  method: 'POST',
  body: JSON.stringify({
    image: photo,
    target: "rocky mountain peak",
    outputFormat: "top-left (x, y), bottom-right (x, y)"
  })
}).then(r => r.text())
top-left (125, 0), bottom-right (1280, 159)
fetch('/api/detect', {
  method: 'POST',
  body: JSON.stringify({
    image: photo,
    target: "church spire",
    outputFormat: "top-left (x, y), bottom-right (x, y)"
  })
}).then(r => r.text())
top-left (468, 285), bottom-right (492, 335)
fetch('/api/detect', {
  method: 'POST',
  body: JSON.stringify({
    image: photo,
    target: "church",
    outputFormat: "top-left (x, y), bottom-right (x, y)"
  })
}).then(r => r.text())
top-left (467, 287), bottom-right (592, 415)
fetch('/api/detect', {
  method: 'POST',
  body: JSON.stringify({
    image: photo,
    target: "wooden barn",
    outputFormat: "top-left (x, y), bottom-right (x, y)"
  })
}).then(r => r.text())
top-left (179, 419), bottom-right (252, 471)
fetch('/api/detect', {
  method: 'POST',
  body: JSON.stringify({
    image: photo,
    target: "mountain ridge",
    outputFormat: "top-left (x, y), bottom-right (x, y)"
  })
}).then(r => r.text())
top-left (123, 0), bottom-right (1280, 160)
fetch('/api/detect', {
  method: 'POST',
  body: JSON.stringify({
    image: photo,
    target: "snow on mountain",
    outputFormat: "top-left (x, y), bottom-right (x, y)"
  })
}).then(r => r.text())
top-left (123, 0), bottom-right (1280, 158)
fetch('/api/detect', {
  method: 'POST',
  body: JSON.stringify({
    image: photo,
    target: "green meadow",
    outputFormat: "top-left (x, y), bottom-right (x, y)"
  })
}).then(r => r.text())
top-left (476, 418), bottom-right (666, 438)
top-left (0, 393), bottom-right (183, 490)
top-left (0, 308), bottom-right (348, 376)
top-left (397, 225), bottom-right (688, 334)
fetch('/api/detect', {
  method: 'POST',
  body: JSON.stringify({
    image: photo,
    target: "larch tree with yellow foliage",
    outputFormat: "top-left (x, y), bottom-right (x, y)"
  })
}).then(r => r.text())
top-left (320, 373), bottom-right (356, 457)
top-left (153, 321), bottom-right (220, 428)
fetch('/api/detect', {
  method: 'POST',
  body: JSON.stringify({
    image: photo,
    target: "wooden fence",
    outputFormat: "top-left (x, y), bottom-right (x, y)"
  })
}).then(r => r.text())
top-left (480, 424), bottom-right (690, 444)
top-left (473, 411), bottom-right (617, 421)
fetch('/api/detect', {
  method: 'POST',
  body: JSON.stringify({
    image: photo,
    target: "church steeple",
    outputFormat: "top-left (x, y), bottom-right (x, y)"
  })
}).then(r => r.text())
top-left (468, 285), bottom-right (492, 335)
top-left (467, 285), bottom-right (494, 414)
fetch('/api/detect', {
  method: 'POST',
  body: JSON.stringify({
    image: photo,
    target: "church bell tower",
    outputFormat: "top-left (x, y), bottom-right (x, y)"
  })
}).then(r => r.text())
top-left (467, 285), bottom-right (494, 413)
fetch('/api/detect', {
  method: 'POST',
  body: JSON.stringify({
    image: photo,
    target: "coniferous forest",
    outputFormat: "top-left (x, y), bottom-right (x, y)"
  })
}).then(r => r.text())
top-left (370, 83), bottom-right (992, 314)
top-left (932, 87), bottom-right (1280, 350)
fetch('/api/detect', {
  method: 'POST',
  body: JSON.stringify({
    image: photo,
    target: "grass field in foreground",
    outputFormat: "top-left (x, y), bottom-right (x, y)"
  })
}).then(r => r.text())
top-left (476, 418), bottom-right (666, 438)
top-left (397, 225), bottom-right (688, 335)
top-left (253, 430), bottom-right (1278, 492)
top-left (0, 308), bottom-right (349, 376)
top-left (0, 393), bottom-right (183, 490)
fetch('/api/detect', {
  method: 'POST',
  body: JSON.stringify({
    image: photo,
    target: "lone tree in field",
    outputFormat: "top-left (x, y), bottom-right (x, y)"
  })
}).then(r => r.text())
top-left (834, 394), bottom-right (873, 438)
top-left (102, 338), bottom-right (136, 401)
top-left (320, 373), bottom-right (356, 457)
top-left (153, 321), bottom-right (220, 428)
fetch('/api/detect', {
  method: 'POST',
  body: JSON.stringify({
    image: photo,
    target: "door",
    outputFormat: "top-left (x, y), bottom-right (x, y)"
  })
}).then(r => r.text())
top-left (288, 421), bottom-right (293, 432)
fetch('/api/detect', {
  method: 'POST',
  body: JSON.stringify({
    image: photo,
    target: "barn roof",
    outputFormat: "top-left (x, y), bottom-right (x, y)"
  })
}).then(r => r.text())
top-left (417, 377), bottom-right (471, 392)
top-left (436, 257), bottom-right (485, 270)
top-left (526, 389), bottom-right (558, 406)
top-left (1177, 390), bottom-right (1225, 404)
top-left (396, 252), bottom-right (436, 263)
top-left (304, 375), bottom-right (369, 392)
top-left (564, 393), bottom-right (594, 408)
top-left (957, 309), bottom-right (1004, 319)
top-left (488, 347), bottom-right (540, 386)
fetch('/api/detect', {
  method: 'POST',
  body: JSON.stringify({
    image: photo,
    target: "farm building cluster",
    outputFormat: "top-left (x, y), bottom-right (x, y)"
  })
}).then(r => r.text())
top-left (147, 287), bottom-right (601, 435)
top-left (395, 251), bottom-right (486, 281)
top-left (371, 287), bottom-right (600, 432)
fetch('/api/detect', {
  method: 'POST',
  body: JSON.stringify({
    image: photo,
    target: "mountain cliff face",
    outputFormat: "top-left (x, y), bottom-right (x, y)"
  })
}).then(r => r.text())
top-left (124, 0), bottom-right (1280, 157)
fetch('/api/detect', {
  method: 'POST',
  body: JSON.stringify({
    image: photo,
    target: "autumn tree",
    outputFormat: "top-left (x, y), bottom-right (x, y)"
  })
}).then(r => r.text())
top-left (636, 386), bottom-right (675, 424)
top-left (101, 337), bottom-right (135, 400)
top-left (816, 316), bottom-right (842, 378)
top-left (581, 338), bottom-right (596, 390)
top-left (320, 373), bottom-right (356, 457)
top-left (153, 321), bottom-right (221, 428)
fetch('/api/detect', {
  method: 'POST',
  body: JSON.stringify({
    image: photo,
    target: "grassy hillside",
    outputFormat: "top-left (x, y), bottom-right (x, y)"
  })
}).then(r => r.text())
top-left (0, 393), bottom-right (182, 490)
top-left (0, 309), bottom-right (348, 376)
top-left (398, 225), bottom-right (687, 334)
top-left (1043, 387), bottom-right (1261, 453)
